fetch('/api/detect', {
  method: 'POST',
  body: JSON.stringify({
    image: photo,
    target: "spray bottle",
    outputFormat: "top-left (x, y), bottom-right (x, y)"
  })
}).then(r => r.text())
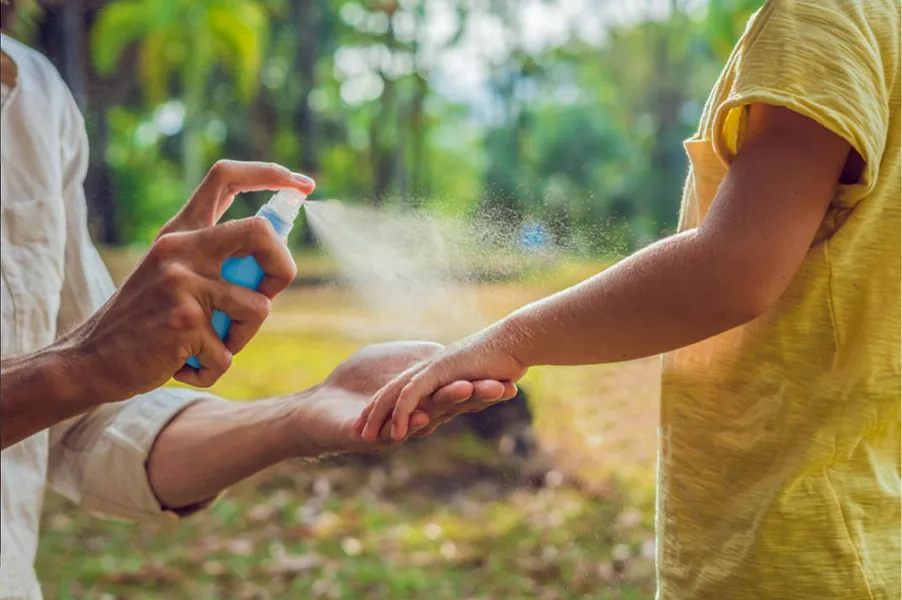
top-left (186, 188), bottom-right (306, 369)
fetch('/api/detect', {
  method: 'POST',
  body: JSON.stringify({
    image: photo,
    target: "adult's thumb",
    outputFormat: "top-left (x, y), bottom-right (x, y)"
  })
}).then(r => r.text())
top-left (161, 160), bottom-right (315, 236)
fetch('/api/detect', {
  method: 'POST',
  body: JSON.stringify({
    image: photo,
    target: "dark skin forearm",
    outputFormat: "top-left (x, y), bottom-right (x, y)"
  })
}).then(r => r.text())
top-left (0, 342), bottom-right (98, 449)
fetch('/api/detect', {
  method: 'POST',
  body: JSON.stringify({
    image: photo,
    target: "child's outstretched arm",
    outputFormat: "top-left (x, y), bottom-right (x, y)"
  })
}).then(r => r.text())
top-left (357, 103), bottom-right (858, 441)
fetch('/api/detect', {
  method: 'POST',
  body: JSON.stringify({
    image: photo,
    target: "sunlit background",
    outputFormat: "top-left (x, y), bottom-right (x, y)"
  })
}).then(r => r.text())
top-left (8, 1), bottom-right (760, 598)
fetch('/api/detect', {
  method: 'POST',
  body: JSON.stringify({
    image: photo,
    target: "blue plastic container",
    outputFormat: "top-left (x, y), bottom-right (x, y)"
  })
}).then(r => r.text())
top-left (186, 189), bottom-right (306, 369)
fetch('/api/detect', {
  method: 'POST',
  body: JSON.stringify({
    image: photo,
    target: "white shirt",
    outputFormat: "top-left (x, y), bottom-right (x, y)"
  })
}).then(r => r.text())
top-left (0, 35), bottom-right (215, 600)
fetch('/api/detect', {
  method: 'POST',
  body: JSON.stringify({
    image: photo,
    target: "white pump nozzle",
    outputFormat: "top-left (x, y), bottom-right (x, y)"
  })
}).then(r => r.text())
top-left (266, 188), bottom-right (307, 224)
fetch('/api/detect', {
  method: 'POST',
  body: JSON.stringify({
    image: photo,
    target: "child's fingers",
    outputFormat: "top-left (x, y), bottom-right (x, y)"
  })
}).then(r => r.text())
top-left (362, 377), bottom-right (410, 441)
top-left (389, 384), bottom-right (424, 441)
top-left (373, 410), bottom-right (428, 442)
top-left (391, 370), bottom-right (444, 440)
top-left (353, 400), bottom-right (380, 433)
top-left (361, 395), bottom-right (394, 441)
top-left (353, 404), bottom-right (373, 434)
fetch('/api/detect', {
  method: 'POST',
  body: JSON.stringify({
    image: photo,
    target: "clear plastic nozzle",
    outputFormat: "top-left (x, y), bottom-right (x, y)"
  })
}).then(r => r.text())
top-left (266, 188), bottom-right (307, 224)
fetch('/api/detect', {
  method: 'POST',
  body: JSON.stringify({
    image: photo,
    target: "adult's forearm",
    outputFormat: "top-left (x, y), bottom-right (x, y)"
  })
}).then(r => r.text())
top-left (146, 394), bottom-right (311, 510)
top-left (499, 228), bottom-right (765, 368)
top-left (0, 343), bottom-right (97, 449)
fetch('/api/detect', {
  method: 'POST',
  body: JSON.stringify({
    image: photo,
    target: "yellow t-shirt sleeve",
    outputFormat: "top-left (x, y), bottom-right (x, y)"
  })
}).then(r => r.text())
top-left (713, 0), bottom-right (891, 207)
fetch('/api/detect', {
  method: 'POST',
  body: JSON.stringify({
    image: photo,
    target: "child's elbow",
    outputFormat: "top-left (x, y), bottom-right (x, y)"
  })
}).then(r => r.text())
top-left (723, 271), bottom-right (786, 326)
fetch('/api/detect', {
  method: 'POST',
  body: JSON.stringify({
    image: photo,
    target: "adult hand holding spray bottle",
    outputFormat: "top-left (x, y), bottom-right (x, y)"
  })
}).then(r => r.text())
top-left (187, 188), bottom-right (307, 369)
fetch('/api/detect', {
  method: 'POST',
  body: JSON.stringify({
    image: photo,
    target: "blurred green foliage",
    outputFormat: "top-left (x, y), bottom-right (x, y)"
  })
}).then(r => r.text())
top-left (24, 0), bottom-right (760, 249)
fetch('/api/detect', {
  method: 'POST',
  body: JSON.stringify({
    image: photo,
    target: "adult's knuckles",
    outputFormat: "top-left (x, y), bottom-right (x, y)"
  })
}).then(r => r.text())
top-left (266, 262), bottom-right (297, 293)
top-left (150, 232), bottom-right (182, 261)
top-left (158, 261), bottom-right (194, 289)
top-left (248, 217), bottom-right (274, 245)
top-left (207, 159), bottom-right (236, 185)
top-left (265, 161), bottom-right (291, 179)
top-left (168, 301), bottom-right (205, 331)
top-left (251, 293), bottom-right (272, 320)
top-left (284, 254), bottom-right (299, 281)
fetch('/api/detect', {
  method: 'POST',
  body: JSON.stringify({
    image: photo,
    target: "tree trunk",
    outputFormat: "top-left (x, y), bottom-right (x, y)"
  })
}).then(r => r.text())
top-left (647, 12), bottom-right (685, 232)
top-left (37, 3), bottom-right (121, 245)
top-left (60, 1), bottom-right (87, 109)
top-left (294, 0), bottom-right (319, 175)
top-left (37, 3), bottom-right (86, 107)
top-left (370, 74), bottom-right (395, 206)
top-left (182, 53), bottom-right (209, 194)
top-left (294, 0), bottom-right (320, 246)
top-left (409, 73), bottom-right (428, 201)
top-left (87, 96), bottom-right (121, 245)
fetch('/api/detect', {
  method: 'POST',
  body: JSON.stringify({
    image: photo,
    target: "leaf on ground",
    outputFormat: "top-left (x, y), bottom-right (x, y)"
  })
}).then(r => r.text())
top-left (101, 562), bottom-right (182, 586)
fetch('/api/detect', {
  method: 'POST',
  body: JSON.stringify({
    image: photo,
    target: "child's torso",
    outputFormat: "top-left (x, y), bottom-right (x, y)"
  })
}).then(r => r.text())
top-left (658, 2), bottom-right (901, 598)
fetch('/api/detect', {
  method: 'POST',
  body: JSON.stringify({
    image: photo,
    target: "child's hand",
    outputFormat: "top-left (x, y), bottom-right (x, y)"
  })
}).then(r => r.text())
top-left (354, 329), bottom-right (528, 441)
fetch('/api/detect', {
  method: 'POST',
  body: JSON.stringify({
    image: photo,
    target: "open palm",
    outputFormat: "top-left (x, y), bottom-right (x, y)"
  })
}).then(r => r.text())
top-left (288, 342), bottom-right (516, 456)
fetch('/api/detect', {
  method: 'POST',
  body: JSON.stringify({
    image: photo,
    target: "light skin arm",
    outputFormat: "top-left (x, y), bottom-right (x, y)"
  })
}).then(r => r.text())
top-left (358, 104), bottom-right (859, 440)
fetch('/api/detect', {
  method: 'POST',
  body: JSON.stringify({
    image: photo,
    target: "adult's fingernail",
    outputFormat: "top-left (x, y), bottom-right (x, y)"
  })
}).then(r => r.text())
top-left (292, 172), bottom-right (315, 188)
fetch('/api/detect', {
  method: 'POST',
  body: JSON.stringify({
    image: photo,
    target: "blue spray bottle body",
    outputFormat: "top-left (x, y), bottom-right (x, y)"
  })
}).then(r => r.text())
top-left (186, 189), bottom-right (306, 369)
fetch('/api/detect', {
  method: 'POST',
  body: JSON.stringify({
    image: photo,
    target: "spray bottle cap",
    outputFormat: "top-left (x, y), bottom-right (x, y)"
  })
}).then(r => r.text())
top-left (266, 188), bottom-right (307, 224)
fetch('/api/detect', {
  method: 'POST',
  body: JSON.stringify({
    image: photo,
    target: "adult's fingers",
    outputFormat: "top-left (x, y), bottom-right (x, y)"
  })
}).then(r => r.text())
top-left (430, 380), bottom-right (475, 406)
top-left (192, 217), bottom-right (298, 296)
top-left (412, 380), bottom-right (509, 438)
top-left (409, 410), bottom-right (431, 433)
top-left (472, 380), bottom-right (508, 403)
top-left (390, 366), bottom-right (454, 440)
top-left (373, 410), bottom-right (430, 444)
top-left (206, 281), bottom-right (272, 354)
top-left (358, 365), bottom-right (423, 441)
top-left (417, 380), bottom-right (505, 415)
top-left (500, 381), bottom-right (519, 400)
top-left (359, 379), bottom-right (405, 441)
top-left (168, 160), bottom-right (315, 233)
top-left (173, 326), bottom-right (233, 387)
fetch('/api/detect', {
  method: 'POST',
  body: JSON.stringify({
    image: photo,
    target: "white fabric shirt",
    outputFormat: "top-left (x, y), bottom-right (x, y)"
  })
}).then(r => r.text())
top-left (0, 35), bottom-right (217, 600)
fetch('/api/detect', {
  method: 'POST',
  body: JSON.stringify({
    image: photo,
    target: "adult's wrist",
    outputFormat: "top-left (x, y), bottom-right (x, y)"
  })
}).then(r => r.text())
top-left (272, 386), bottom-right (334, 460)
top-left (1, 338), bottom-right (115, 449)
top-left (51, 338), bottom-right (114, 410)
top-left (59, 332), bottom-right (130, 406)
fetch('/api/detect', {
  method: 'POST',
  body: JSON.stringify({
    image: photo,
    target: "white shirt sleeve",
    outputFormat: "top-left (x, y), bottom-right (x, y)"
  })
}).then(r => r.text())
top-left (46, 81), bottom-right (223, 523)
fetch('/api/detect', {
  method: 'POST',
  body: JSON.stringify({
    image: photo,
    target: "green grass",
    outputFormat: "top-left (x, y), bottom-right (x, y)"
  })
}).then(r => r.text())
top-left (37, 253), bottom-right (659, 600)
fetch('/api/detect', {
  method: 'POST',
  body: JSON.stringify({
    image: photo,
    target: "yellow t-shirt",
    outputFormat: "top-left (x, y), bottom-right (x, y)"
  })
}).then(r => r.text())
top-left (659, 1), bottom-right (901, 599)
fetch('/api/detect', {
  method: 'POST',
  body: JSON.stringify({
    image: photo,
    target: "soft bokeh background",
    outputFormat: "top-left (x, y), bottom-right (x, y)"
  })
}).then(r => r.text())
top-left (8, 1), bottom-right (759, 598)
